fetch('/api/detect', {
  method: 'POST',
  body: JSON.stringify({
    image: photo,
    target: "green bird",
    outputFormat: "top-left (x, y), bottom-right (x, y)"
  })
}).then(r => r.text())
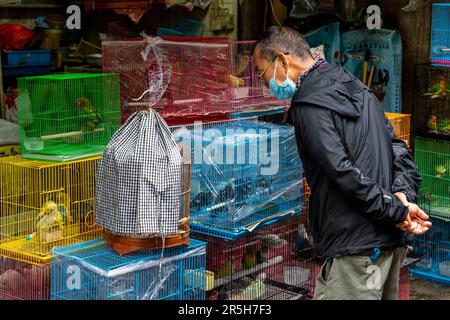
top-left (76, 97), bottom-right (101, 132)
top-left (242, 249), bottom-right (257, 269)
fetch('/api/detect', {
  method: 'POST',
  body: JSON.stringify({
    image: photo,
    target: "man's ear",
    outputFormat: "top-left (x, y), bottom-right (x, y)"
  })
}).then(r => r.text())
top-left (278, 53), bottom-right (290, 71)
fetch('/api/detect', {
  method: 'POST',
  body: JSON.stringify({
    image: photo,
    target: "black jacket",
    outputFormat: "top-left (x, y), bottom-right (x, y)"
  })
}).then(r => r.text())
top-left (289, 62), bottom-right (421, 261)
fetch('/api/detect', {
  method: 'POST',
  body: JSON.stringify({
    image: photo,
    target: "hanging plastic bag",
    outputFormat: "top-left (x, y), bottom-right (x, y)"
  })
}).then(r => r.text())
top-left (96, 109), bottom-right (182, 236)
top-left (336, 0), bottom-right (357, 22)
top-left (402, 0), bottom-right (426, 12)
top-left (290, 0), bottom-right (318, 18)
top-left (0, 24), bottom-right (33, 51)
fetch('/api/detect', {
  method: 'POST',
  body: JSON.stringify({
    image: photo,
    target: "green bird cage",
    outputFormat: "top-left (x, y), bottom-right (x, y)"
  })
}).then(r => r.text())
top-left (415, 137), bottom-right (450, 221)
top-left (17, 73), bottom-right (121, 162)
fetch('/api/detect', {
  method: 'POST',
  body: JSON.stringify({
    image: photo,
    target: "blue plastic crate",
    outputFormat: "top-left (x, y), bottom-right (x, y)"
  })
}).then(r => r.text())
top-left (51, 238), bottom-right (207, 300)
top-left (156, 17), bottom-right (204, 37)
top-left (4, 49), bottom-right (51, 66)
top-left (156, 27), bottom-right (187, 37)
top-left (430, 3), bottom-right (450, 67)
top-left (3, 65), bottom-right (51, 77)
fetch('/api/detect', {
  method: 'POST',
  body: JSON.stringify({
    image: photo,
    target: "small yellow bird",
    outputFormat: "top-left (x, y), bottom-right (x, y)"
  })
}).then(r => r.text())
top-left (27, 201), bottom-right (64, 241)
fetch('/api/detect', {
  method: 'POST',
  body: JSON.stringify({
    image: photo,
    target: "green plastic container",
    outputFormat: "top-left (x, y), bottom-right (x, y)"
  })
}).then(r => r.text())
top-left (415, 137), bottom-right (450, 221)
top-left (18, 73), bottom-right (121, 162)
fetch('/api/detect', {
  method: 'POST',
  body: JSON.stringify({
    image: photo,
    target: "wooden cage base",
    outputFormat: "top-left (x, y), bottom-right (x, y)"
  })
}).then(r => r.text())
top-left (103, 229), bottom-right (190, 256)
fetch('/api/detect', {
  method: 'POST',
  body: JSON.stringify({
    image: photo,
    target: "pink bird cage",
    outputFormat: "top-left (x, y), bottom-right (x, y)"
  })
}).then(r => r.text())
top-left (102, 37), bottom-right (289, 124)
top-left (0, 256), bottom-right (50, 300)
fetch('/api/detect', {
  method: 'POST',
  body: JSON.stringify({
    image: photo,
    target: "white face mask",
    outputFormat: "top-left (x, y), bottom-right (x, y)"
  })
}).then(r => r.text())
top-left (268, 60), bottom-right (297, 100)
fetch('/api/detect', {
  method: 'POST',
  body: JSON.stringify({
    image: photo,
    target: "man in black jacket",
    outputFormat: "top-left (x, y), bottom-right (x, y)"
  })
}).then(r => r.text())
top-left (253, 26), bottom-right (432, 300)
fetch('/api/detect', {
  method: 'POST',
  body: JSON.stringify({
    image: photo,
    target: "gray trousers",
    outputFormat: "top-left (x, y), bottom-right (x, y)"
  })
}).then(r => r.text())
top-left (313, 246), bottom-right (408, 300)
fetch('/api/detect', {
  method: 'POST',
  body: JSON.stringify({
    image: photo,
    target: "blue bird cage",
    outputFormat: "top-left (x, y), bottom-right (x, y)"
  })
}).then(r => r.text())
top-left (173, 119), bottom-right (303, 239)
top-left (409, 218), bottom-right (450, 286)
top-left (51, 238), bottom-right (207, 300)
top-left (430, 3), bottom-right (450, 67)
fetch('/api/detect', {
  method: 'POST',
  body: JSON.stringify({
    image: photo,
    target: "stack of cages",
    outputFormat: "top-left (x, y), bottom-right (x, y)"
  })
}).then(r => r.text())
top-left (0, 156), bottom-right (103, 299)
top-left (17, 73), bottom-right (121, 162)
top-left (413, 65), bottom-right (450, 138)
top-left (386, 112), bottom-right (411, 147)
top-left (192, 215), bottom-right (314, 300)
top-left (171, 118), bottom-right (304, 238)
top-left (430, 3), bottom-right (450, 68)
top-left (50, 238), bottom-right (207, 300)
top-left (410, 137), bottom-right (450, 286)
top-left (102, 37), bottom-right (289, 126)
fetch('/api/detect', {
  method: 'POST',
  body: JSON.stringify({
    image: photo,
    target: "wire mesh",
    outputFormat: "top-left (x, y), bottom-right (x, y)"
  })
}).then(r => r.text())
top-left (385, 112), bottom-right (411, 147)
top-left (415, 137), bottom-right (450, 220)
top-left (0, 256), bottom-right (50, 300)
top-left (17, 73), bottom-right (121, 162)
top-left (51, 238), bottom-right (207, 300)
top-left (430, 4), bottom-right (450, 67)
top-left (413, 65), bottom-right (450, 137)
top-left (172, 119), bottom-right (303, 236)
top-left (0, 156), bottom-right (103, 265)
top-left (102, 38), bottom-right (289, 124)
top-left (192, 215), bottom-right (314, 300)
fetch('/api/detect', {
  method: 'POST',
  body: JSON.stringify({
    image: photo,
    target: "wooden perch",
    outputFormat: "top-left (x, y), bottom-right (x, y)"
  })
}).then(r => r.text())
top-left (40, 128), bottom-right (104, 140)
top-left (213, 256), bottom-right (284, 289)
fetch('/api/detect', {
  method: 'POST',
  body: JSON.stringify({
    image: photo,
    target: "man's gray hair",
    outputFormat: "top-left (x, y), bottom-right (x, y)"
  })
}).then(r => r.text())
top-left (255, 26), bottom-right (313, 61)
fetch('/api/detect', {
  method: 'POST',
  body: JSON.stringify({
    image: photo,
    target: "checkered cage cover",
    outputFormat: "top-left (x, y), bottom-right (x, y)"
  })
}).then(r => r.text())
top-left (95, 109), bottom-right (182, 235)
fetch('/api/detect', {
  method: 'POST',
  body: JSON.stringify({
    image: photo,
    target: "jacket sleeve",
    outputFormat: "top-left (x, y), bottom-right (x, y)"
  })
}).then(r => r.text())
top-left (292, 105), bottom-right (408, 225)
top-left (385, 116), bottom-right (422, 203)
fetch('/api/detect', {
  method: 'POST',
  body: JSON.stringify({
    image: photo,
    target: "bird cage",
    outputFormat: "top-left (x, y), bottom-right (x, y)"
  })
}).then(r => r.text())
top-left (430, 3), bottom-right (450, 67)
top-left (0, 156), bottom-right (103, 265)
top-left (385, 112), bottom-right (411, 147)
top-left (102, 37), bottom-right (232, 123)
top-left (413, 65), bottom-right (450, 138)
top-left (397, 268), bottom-right (410, 300)
top-left (414, 137), bottom-right (449, 220)
top-left (0, 256), bottom-right (50, 300)
top-left (172, 120), bottom-right (304, 238)
top-left (51, 238), bottom-right (207, 300)
top-left (102, 38), bottom-right (289, 125)
top-left (229, 41), bottom-right (290, 111)
top-left (192, 215), bottom-right (314, 300)
top-left (101, 142), bottom-right (192, 255)
top-left (17, 73), bottom-right (121, 162)
top-left (409, 217), bottom-right (450, 286)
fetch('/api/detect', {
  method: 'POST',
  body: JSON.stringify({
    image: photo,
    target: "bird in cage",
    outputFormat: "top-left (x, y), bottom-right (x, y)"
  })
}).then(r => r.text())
top-left (437, 119), bottom-right (450, 134)
top-left (26, 201), bottom-right (65, 242)
top-left (76, 97), bottom-right (102, 132)
top-left (190, 191), bottom-right (215, 211)
top-left (0, 269), bottom-right (25, 292)
top-left (294, 224), bottom-right (311, 252)
top-left (216, 256), bottom-right (236, 279)
top-left (436, 164), bottom-right (447, 179)
top-left (227, 273), bottom-right (266, 300)
top-left (424, 77), bottom-right (449, 99)
top-left (242, 249), bottom-right (257, 269)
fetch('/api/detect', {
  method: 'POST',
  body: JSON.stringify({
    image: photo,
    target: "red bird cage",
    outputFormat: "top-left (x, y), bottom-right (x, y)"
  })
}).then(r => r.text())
top-left (102, 37), bottom-right (289, 124)
top-left (192, 215), bottom-right (315, 300)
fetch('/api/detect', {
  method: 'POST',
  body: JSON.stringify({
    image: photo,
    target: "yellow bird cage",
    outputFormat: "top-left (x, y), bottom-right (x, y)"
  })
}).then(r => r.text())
top-left (0, 156), bottom-right (102, 266)
top-left (385, 113), bottom-right (411, 147)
